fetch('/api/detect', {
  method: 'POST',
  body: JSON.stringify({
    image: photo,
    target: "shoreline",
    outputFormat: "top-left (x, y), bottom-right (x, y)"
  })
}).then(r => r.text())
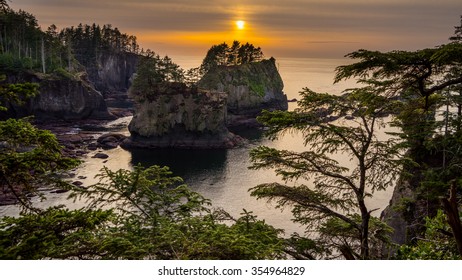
top-left (0, 115), bottom-right (133, 208)
top-left (0, 113), bottom-right (261, 208)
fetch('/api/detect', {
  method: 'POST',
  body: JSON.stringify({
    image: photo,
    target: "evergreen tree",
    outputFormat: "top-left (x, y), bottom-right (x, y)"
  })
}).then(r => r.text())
top-left (251, 22), bottom-right (462, 259)
top-left (0, 72), bottom-right (79, 209)
top-left (250, 88), bottom-right (399, 259)
top-left (130, 50), bottom-right (184, 100)
top-left (199, 41), bottom-right (264, 74)
top-left (0, 6), bottom-right (72, 74)
top-left (0, 165), bottom-right (285, 259)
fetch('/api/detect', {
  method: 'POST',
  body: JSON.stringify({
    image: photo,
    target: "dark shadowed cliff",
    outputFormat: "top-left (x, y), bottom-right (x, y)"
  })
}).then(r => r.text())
top-left (79, 52), bottom-right (139, 96)
top-left (3, 71), bottom-right (113, 120)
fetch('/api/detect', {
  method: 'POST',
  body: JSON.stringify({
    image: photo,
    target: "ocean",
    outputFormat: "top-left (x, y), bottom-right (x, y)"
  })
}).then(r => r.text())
top-left (0, 57), bottom-right (393, 235)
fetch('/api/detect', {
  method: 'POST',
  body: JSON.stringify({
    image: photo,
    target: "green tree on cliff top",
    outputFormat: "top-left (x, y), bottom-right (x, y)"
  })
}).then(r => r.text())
top-left (200, 41), bottom-right (264, 74)
top-left (130, 50), bottom-right (185, 100)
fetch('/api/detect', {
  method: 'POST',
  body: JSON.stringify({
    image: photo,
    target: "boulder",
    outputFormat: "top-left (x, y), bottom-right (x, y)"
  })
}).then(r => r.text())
top-left (92, 152), bottom-right (109, 159)
top-left (97, 132), bottom-right (127, 149)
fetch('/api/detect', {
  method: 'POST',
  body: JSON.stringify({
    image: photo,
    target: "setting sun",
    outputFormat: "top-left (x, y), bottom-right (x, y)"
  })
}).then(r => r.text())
top-left (236, 20), bottom-right (245, 30)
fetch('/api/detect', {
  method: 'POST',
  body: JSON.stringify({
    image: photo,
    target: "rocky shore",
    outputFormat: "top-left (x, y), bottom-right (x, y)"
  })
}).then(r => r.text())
top-left (0, 116), bottom-right (131, 207)
top-left (1, 56), bottom-right (289, 207)
top-left (0, 112), bottom-right (251, 206)
top-left (35, 118), bottom-right (128, 158)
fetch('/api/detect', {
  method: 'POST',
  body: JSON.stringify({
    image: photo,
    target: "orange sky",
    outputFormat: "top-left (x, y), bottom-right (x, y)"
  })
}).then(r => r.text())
top-left (10, 0), bottom-right (462, 59)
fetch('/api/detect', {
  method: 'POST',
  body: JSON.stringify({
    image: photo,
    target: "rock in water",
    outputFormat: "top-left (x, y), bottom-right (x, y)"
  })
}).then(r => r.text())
top-left (122, 82), bottom-right (243, 149)
top-left (197, 57), bottom-right (288, 116)
top-left (97, 132), bottom-right (127, 149)
top-left (92, 152), bottom-right (109, 159)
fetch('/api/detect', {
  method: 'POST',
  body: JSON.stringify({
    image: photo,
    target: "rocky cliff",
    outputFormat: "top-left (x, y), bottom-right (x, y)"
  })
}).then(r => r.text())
top-left (197, 58), bottom-right (288, 116)
top-left (381, 164), bottom-right (441, 247)
top-left (5, 71), bottom-right (113, 120)
top-left (83, 51), bottom-right (139, 95)
top-left (122, 82), bottom-right (242, 149)
top-left (381, 177), bottom-right (420, 245)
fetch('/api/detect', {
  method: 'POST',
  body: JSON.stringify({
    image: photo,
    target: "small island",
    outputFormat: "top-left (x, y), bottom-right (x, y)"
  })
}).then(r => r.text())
top-left (122, 82), bottom-right (242, 149)
top-left (122, 42), bottom-right (288, 149)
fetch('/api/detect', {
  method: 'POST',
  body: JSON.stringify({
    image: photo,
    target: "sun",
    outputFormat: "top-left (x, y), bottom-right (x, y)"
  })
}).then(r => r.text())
top-left (236, 20), bottom-right (245, 30)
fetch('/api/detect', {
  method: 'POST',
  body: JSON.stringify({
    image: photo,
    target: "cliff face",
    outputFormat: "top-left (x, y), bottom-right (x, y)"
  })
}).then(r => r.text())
top-left (123, 82), bottom-right (242, 149)
top-left (381, 164), bottom-right (441, 247)
top-left (381, 177), bottom-right (419, 245)
top-left (5, 71), bottom-right (113, 120)
top-left (80, 52), bottom-right (139, 95)
top-left (197, 58), bottom-right (288, 116)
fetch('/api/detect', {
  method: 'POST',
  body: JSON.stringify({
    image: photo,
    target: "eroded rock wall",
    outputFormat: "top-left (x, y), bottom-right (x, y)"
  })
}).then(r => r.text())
top-left (89, 52), bottom-right (139, 95)
top-left (4, 71), bottom-right (113, 120)
top-left (197, 58), bottom-right (288, 116)
top-left (123, 83), bottom-right (242, 149)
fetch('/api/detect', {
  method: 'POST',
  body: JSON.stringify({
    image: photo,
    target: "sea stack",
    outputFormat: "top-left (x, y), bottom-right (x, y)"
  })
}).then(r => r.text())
top-left (197, 57), bottom-right (288, 117)
top-left (122, 82), bottom-right (243, 149)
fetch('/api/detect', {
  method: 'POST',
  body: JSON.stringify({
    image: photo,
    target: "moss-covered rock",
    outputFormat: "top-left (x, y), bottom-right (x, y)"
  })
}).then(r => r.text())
top-left (3, 71), bottom-right (114, 120)
top-left (123, 82), bottom-right (243, 149)
top-left (197, 58), bottom-right (288, 115)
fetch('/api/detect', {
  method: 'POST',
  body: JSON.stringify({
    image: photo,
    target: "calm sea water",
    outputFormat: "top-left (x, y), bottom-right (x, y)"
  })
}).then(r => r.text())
top-left (0, 57), bottom-right (393, 235)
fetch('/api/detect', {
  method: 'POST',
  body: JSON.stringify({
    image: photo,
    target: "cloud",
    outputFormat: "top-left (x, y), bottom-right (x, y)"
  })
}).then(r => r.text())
top-left (9, 0), bottom-right (462, 58)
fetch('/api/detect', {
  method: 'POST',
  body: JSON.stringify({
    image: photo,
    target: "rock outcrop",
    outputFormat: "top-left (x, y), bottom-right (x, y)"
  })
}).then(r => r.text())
top-left (381, 165), bottom-right (442, 248)
top-left (197, 57), bottom-right (288, 116)
top-left (82, 52), bottom-right (139, 95)
top-left (381, 178), bottom-right (418, 245)
top-left (74, 51), bottom-right (139, 112)
top-left (97, 132), bottom-right (127, 149)
top-left (122, 82), bottom-right (243, 149)
top-left (5, 71), bottom-right (114, 120)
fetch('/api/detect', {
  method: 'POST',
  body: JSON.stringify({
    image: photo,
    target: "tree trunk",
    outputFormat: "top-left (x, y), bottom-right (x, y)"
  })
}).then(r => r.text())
top-left (359, 205), bottom-right (370, 259)
top-left (41, 37), bottom-right (46, 74)
top-left (457, 91), bottom-right (462, 132)
top-left (67, 37), bottom-right (72, 72)
top-left (0, 29), bottom-right (4, 54)
top-left (441, 181), bottom-right (462, 256)
top-left (339, 245), bottom-right (356, 260)
top-left (358, 157), bottom-right (370, 259)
